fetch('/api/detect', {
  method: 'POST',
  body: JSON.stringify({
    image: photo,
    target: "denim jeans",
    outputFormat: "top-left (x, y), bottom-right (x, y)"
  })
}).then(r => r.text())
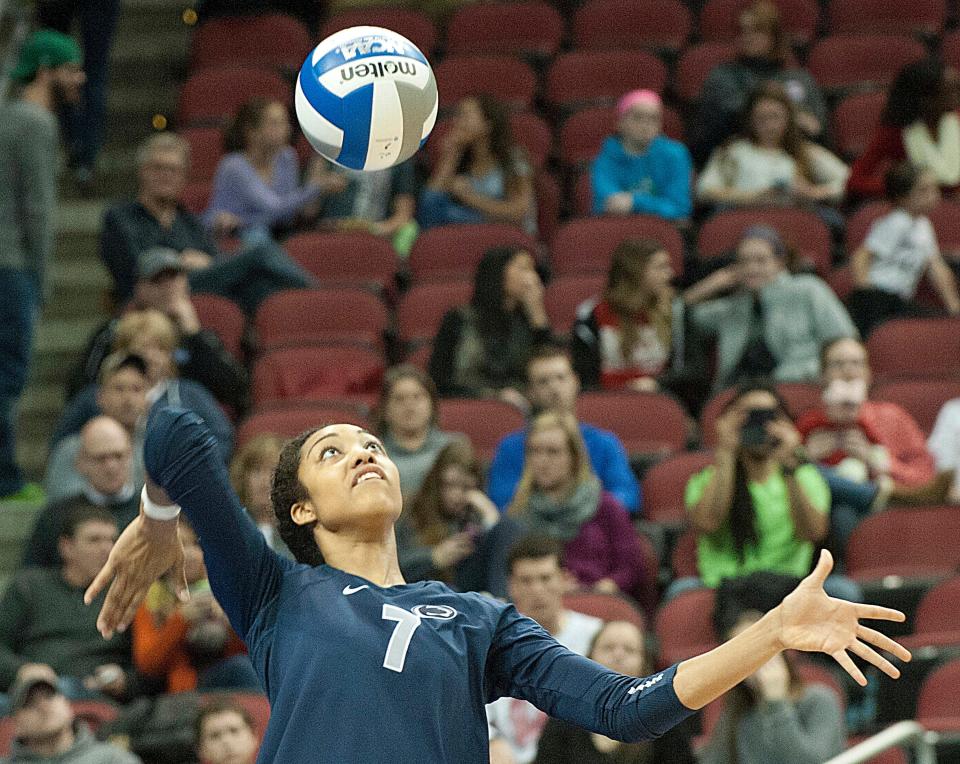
top-left (0, 269), bottom-right (40, 495)
top-left (818, 466), bottom-right (880, 564)
top-left (417, 188), bottom-right (487, 230)
top-left (39, 0), bottom-right (122, 169)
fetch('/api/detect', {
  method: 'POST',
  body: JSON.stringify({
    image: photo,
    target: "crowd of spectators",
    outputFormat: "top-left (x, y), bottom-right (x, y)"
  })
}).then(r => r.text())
top-left (4, 0), bottom-right (960, 761)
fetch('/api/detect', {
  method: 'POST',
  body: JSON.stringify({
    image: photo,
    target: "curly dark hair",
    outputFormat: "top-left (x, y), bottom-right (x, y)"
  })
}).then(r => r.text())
top-left (271, 428), bottom-right (323, 566)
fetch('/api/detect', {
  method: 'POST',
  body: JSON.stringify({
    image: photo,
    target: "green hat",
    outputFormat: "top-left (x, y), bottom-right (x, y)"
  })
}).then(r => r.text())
top-left (10, 29), bottom-right (82, 83)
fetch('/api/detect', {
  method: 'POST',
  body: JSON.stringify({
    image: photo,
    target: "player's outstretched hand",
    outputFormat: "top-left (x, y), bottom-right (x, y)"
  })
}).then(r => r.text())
top-left (776, 549), bottom-right (912, 685)
top-left (84, 481), bottom-right (187, 639)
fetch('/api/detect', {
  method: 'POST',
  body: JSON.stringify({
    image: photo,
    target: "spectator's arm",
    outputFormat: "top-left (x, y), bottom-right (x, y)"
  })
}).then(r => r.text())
top-left (487, 437), bottom-right (524, 512)
top-left (0, 576), bottom-right (30, 689)
top-left (850, 246), bottom-right (874, 288)
top-left (847, 126), bottom-right (904, 199)
top-left (808, 279), bottom-right (857, 343)
top-left (99, 207), bottom-right (141, 304)
top-left (210, 155), bottom-right (322, 228)
top-left (687, 458), bottom-right (736, 534)
top-left (14, 111), bottom-right (58, 297)
top-left (454, 174), bottom-right (534, 226)
top-left (927, 253), bottom-right (960, 314)
top-left (632, 147), bottom-right (693, 219)
top-left (786, 465), bottom-right (830, 543)
top-left (597, 434), bottom-right (641, 514)
top-left (882, 406), bottom-right (938, 486)
top-left (590, 142), bottom-right (623, 214)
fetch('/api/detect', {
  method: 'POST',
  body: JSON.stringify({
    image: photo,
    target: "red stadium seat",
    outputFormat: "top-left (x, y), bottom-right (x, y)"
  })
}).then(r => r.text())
top-left (177, 66), bottom-right (290, 128)
top-left (700, 383), bottom-right (821, 448)
top-left (180, 181), bottom-right (212, 215)
top-left (252, 344), bottom-right (384, 404)
top-left (826, 0), bottom-right (945, 35)
top-left (404, 342), bottom-right (433, 370)
top-left (826, 265), bottom-right (855, 301)
top-left (434, 55), bottom-right (537, 111)
top-left (446, 1), bottom-right (563, 58)
top-left (675, 42), bottom-right (737, 103)
top-left (320, 8), bottom-right (438, 57)
top-left (670, 528), bottom-right (699, 578)
top-left (571, 0), bottom-right (692, 53)
top-left (807, 34), bottom-right (925, 93)
top-left (562, 591), bottom-right (646, 630)
top-left (535, 171), bottom-right (561, 245)
top-left (654, 587), bottom-right (718, 667)
top-left (545, 50), bottom-right (667, 112)
top-left (408, 224), bottom-right (538, 283)
top-left (700, 0), bottom-right (820, 45)
top-left (697, 208), bottom-right (832, 276)
top-left (902, 576), bottom-right (960, 649)
top-left (917, 659), bottom-right (960, 732)
top-left (179, 127), bottom-right (223, 183)
top-left (551, 216), bottom-right (684, 277)
top-left (846, 507), bottom-right (960, 581)
top-left (426, 111), bottom-right (552, 171)
top-left (944, 30), bottom-right (960, 72)
top-left (397, 280), bottom-right (473, 346)
top-left (0, 718), bottom-right (14, 757)
top-left (544, 274), bottom-right (604, 333)
top-left (870, 379), bottom-right (960, 436)
top-left (832, 91), bottom-right (886, 160)
top-left (192, 294), bottom-right (246, 360)
top-left (795, 660), bottom-right (846, 712)
top-left (576, 390), bottom-right (688, 456)
top-left (236, 402), bottom-right (369, 447)
top-left (436, 398), bottom-right (526, 460)
top-left (558, 105), bottom-right (684, 170)
top-left (282, 231), bottom-right (397, 292)
top-left (866, 317), bottom-right (960, 380)
top-left (70, 700), bottom-right (119, 731)
top-left (254, 288), bottom-right (388, 352)
top-left (642, 451), bottom-right (715, 524)
top-left (190, 13), bottom-right (311, 73)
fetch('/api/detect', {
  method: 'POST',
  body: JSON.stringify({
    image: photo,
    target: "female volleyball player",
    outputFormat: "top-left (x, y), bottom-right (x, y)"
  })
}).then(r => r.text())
top-left (86, 408), bottom-right (910, 763)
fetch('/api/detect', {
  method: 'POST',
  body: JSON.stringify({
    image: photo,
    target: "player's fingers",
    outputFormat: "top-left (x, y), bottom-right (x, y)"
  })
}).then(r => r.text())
top-left (854, 603), bottom-right (906, 623)
top-left (832, 649), bottom-right (867, 687)
top-left (849, 639), bottom-right (900, 679)
top-left (806, 549), bottom-right (833, 588)
top-left (857, 625), bottom-right (912, 663)
top-left (117, 587), bottom-right (149, 634)
top-left (84, 559), bottom-right (115, 605)
top-left (98, 570), bottom-right (131, 639)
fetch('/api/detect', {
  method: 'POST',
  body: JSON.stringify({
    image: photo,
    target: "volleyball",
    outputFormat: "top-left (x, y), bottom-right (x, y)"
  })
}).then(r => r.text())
top-left (295, 26), bottom-right (438, 172)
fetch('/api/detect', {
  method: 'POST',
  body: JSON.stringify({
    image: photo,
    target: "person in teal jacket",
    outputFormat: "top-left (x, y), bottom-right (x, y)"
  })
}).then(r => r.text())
top-left (590, 90), bottom-right (693, 221)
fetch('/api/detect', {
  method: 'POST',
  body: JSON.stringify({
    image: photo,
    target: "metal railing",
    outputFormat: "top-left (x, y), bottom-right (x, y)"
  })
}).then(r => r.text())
top-left (824, 721), bottom-right (940, 764)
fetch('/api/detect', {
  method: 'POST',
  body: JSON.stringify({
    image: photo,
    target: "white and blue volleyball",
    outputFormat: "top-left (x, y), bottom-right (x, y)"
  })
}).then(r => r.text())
top-left (295, 26), bottom-right (438, 172)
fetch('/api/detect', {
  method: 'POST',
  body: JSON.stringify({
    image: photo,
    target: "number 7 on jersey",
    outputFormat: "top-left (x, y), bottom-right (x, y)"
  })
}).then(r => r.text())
top-left (381, 604), bottom-right (421, 673)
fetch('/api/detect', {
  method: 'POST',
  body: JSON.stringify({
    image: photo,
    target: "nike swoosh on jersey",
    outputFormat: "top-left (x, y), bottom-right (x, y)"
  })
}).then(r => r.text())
top-left (343, 584), bottom-right (370, 595)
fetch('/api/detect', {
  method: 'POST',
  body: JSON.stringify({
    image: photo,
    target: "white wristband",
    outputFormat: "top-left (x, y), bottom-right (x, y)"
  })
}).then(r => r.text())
top-left (141, 485), bottom-right (181, 521)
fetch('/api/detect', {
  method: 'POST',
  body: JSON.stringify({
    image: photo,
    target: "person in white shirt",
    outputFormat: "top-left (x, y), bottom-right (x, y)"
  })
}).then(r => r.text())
top-left (487, 535), bottom-right (603, 764)
top-left (848, 161), bottom-right (960, 337)
top-left (928, 398), bottom-right (960, 505)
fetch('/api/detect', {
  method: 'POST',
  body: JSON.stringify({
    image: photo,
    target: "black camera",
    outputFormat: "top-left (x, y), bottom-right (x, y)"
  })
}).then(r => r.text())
top-left (740, 408), bottom-right (778, 448)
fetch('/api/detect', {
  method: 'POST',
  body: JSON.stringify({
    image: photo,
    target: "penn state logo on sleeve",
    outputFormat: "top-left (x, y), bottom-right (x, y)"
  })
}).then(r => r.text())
top-left (626, 672), bottom-right (664, 697)
top-left (412, 604), bottom-right (458, 620)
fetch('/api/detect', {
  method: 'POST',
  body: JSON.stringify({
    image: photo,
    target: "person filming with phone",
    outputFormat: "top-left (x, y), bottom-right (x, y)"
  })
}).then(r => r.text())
top-left (666, 381), bottom-right (862, 603)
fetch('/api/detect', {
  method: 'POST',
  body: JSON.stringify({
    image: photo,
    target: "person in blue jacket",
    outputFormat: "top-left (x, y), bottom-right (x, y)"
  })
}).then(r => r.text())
top-left (487, 344), bottom-right (641, 514)
top-left (86, 408), bottom-right (909, 764)
top-left (591, 89), bottom-right (693, 221)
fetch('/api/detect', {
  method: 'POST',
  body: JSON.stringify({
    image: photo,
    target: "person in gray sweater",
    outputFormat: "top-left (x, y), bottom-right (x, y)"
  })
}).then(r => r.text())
top-left (0, 30), bottom-right (85, 501)
top-left (2, 665), bottom-right (140, 763)
top-left (700, 611), bottom-right (846, 764)
top-left (692, 225), bottom-right (857, 393)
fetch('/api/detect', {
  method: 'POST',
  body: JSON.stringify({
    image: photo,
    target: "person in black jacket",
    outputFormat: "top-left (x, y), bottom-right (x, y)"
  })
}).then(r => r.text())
top-left (429, 246), bottom-right (553, 406)
top-left (67, 247), bottom-right (249, 413)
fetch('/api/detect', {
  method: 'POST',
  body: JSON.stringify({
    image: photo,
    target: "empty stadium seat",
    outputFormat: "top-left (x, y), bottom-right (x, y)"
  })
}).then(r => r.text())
top-left (870, 379), bottom-right (960, 436)
top-left (697, 208), bottom-right (832, 276)
top-left (866, 318), bottom-right (960, 380)
top-left (571, 0), bottom-right (692, 53)
top-left (397, 279), bottom-right (473, 346)
top-left (408, 224), bottom-right (538, 282)
top-left (700, 383), bottom-right (822, 448)
top-left (252, 344), bottom-right (383, 404)
top-left (832, 91), bottom-right (886, 160)
top-left (916, 658), bottom-right (960, 731)
top-left (436, 398), bottom-right (526, 460)
top-left (826, 0), bottom-right (945, 35)
top-left (545, 50), bottom-right (667, 112)
top-left (282, 231), bottom-right (397, 292)
top-left (190, 13), bottom-right (311, 73)
top-left (320, 8), bottom-right (438, 57)
top-left (700, 0), bottom-right (819, 45)
top-left (551, 216), bottom-right (684, 277)
top-left (807, 34), bottom-right (925, 93)
top-left (845, 507), bottom-right (960, 581)
top-left (670, 527), bottom-right (699, 579)
top-left (192, 293), bottom-right (246, 360)
top-left (179, 126), bottom-right (224, 183)
top-left (576, 390), bottom-right (688, 456)
top-left (562, 591), bottom-right (646, 629)
top-left (180, 181), bottom-right (212, 215)
top-left (426, 111), bottom-right (552, 171)
top-left (675, 42), bottom-right (737, 103)
top-left (928, 200), bottom-right (960, 252)
top-left (558, 105), bottom-right (684, 170)
top-left (254, 288), bottom-right (389, 351)
top-left (901, 576), bottom-right (960, 649)
top-left (543, 274), bottom-right (604, 333)
top-left (434, 55), bottom-right (537, 111)
top-left (944, 30), bottom-right (960, 72)
top-left (446, 1), bottom-right (563, 58)
top-left (236, 402), bottom-right (370, 447)
top-left (642, 451), bottom-right (715, 524)
top-left (826, 265), bottom-right (855, 301)
top-left (654, 587), bottom-right (718, 667)
top-left (535, 171), bottom-right (562, 244)
top-left (177, 66), bottom-right (290, 128)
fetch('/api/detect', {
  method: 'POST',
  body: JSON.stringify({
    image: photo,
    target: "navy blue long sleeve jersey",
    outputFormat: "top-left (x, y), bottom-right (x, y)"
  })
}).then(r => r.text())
top-left (143, 408), bottom-right (694, 763)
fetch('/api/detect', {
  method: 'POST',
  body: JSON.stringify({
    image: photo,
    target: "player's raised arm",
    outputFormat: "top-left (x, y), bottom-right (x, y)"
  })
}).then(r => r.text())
top-left (488, 550), bottom-right (910, 743)
top-left (86, 407), bottom-right (291, 639)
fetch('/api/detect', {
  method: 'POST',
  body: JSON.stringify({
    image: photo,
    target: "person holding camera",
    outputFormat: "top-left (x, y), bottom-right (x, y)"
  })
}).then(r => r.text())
top-left (668, 381), bottom-right (862, 603)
